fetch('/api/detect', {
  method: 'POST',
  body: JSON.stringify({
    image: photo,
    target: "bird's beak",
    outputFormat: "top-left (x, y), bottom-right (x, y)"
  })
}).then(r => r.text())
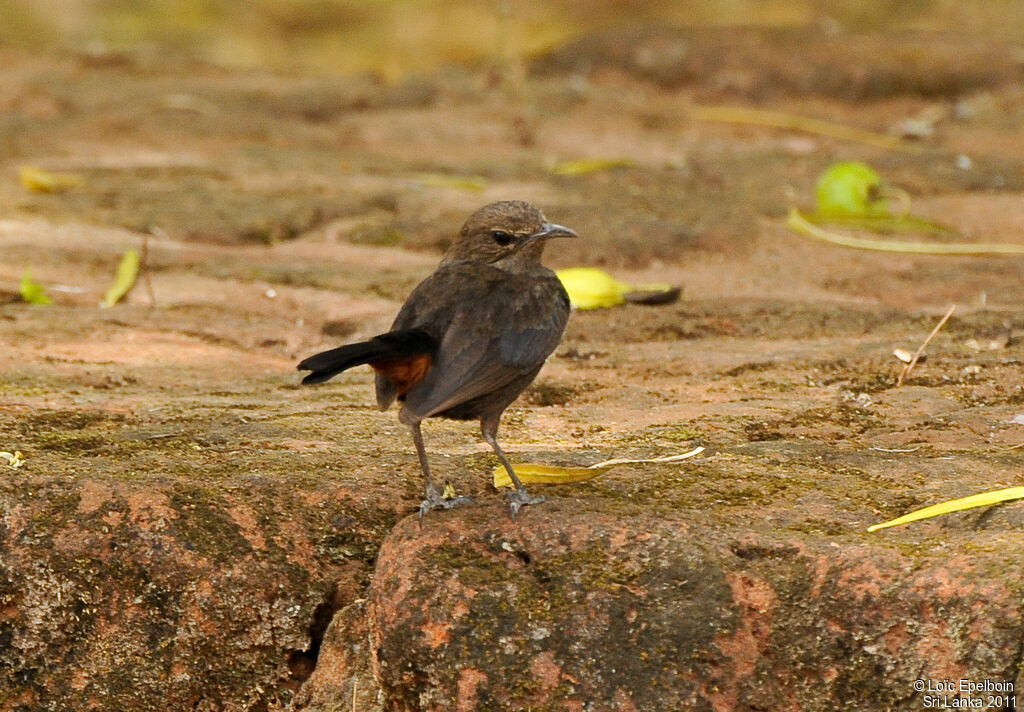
top-left (528, 222), bottom-right (578, 242)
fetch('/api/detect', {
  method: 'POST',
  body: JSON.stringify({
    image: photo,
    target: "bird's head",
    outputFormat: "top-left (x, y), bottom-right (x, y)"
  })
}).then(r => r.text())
top-left (442, 200), bottom-right (577, 267)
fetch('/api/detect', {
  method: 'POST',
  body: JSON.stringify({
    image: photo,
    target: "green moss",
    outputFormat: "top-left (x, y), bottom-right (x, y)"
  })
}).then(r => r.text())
top-left (844, 371), bottom-right (898, 393)
top-left (22, 489), bottom-right (81, 541)
top-left (522, 381), bottom-right (579, 407)
top-left (655, 423), bottom-right (703, 441)
top-left (744, 420), bottom-right (784, 441)
top-left (238, 265), bottom-right (336, 289)
top-left (37, 432), bottom-right (108, 453)
top-left (724, 360), bottom-right (776, 377)
top-left (167, 486), bottom-right (253, 561)
top-left (350, 226), bottom-right (405, 246)
top-left (757, 378), bottom-right (798, 392)
top-left (317, 524), bottom-right (393, 566)
top-left (19, 409), bottom-right (123, 434)
top-left (405, 531), bottom-right (740, 710)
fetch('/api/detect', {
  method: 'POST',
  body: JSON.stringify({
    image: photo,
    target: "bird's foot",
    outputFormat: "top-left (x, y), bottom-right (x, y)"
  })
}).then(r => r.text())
top-left (418, 484), bottom-right (472, 521)
top-left (506, 488), bottom-right (546, 520)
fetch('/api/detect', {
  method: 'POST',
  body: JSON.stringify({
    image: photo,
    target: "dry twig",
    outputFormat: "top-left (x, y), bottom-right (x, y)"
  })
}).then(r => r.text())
top-left (690, 105), bottom-right (920, 153)
top-left (140, 233), bottom-right (156, 307)
top-left (787, 208), bottom-right (1024, 255)
top-left (897, 304), bottom-right (956, 386)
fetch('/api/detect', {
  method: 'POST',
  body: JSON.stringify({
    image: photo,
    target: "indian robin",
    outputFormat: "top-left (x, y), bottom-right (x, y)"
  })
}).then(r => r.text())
top-left (297, 200), bottom-right (576, 518)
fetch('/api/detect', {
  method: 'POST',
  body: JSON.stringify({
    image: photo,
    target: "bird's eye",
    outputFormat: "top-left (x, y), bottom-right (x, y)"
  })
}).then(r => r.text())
top-left (491, 230), bottom-right (514, 246)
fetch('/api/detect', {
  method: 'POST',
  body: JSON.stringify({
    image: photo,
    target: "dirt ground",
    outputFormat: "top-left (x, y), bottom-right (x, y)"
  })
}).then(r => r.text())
top-left (1, 27), bottom-right (1024, 707)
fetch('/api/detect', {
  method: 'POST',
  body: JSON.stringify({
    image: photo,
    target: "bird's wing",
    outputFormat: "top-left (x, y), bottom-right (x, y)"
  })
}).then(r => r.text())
top-left (375, 264), bottom-right (477, 409)
top-left (396, 264), bottom-right (570, 419)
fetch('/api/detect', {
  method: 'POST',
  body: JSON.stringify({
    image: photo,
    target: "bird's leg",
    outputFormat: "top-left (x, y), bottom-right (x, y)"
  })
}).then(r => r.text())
top-left (409, 421), bottom-right (471, 521)
top-left (481, 417), bottom-right (545, 519)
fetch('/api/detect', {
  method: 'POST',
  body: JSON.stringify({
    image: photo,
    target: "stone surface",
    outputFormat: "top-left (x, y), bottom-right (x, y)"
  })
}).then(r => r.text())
top-left (0, 476), bottom-right (401, 711)
top-left (293, 601), bottom-right (384, 712)
top-left (363, 503), bottom-right (1024, 711)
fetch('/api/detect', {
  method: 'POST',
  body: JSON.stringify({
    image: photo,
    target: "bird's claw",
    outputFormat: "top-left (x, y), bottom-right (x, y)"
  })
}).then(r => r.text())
top-left (418, 485), bottom-right (473, 522)
top-left (506, 489), bottom-right (546, 520)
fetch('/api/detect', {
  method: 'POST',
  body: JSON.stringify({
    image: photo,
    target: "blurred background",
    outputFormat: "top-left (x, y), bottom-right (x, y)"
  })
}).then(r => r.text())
top-left (2, 0), bottom-right (1022, 277)
top-left (3, 0), bottom-right (1023, 79)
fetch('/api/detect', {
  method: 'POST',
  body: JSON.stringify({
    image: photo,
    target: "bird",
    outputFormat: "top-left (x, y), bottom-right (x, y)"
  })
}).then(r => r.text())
top-left (297, 200), bottom-right (577, 519)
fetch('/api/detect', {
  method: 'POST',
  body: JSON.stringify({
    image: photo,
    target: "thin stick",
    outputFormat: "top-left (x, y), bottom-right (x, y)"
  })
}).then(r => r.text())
top-left (787, 208), bottom-right (1024, 255)
top-left (589, 446), bottom-right (705, 469)
top-left (690, 104), bottom-right (921, 153)
top-left (352, 677), bottom-right (357, 712)
top-left (141, 230), bottom-right (158, 307)
top-left (897, 304), bottom-right (956, 386)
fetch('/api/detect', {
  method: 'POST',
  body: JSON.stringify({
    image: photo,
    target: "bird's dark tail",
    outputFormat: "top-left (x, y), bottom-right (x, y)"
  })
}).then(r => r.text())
top-left (297, 328), bottom-right (438, 385)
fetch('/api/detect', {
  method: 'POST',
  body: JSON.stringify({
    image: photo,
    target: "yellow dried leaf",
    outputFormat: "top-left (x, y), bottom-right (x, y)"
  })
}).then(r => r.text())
top-left (19, 165), bottom-right (83, 193)
top-left (494, 447), bottom-right (705, 488)
top-left (868, 486), bottom-right (1024, 532)
top-left (556, 267), bottom-right (678, 310)
top-left (556, 267), bottom-right (631, 309)
top-left (0, 451), bottom-right (25, 469)
top-left (493, 463), bottom-right (611, 488)
top-left (550, 158), bottom-right (633, 176)
top-left (101, 249), bottom-right (140, 308)
top-left (416, 174), bottom-right (488, 191)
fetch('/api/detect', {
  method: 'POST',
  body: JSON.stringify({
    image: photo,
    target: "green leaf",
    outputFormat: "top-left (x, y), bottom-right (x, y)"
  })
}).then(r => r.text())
top-left (868, 486), bottom-right (1024, 532)
top-left (19, 268), bottom-right (52, 305)
top-left (815, 161), bottom-right (889, 218)
top-left (102, 249), bottom-right (140, 308)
